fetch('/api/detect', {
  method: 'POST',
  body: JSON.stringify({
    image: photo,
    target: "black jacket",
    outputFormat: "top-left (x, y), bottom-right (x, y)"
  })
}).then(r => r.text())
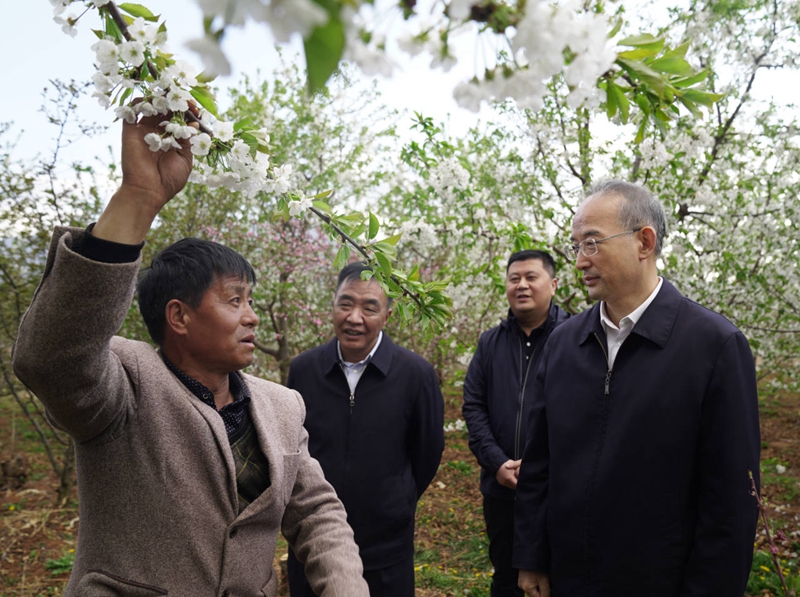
top-left (513, 279), bottom-right (760, 597)
top-left (462, 302), bottom-right (570, 499)
top-left (287, 334), bottom-right (444, 570)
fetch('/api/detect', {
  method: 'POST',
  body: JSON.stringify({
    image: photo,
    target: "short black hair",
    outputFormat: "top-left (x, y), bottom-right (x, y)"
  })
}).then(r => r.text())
top-left (335, 261), bottom-right (393, 307)
top-left (506, 249), bottom-right (556, 278)
top-left (137, 238), bottom-right (256, 345)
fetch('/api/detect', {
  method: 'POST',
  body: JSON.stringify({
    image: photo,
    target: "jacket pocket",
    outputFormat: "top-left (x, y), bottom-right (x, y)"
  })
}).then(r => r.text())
top-left (260, 569), bottom-right (278, 596)
top-left (75, 570), bottom-right (168, 596)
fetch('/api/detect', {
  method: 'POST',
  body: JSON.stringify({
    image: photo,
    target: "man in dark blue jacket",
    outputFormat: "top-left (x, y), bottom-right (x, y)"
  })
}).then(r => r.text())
top-left (513, 181), bottom-right (760, 597)
top-left (287, 262), bottom-right (445, 597)
top-left (463, 250), bottom-right (570, 597)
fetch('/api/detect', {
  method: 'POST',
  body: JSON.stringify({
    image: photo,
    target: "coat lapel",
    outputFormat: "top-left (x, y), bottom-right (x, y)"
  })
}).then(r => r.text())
top-left (236, 381), bottom-right (280, 520)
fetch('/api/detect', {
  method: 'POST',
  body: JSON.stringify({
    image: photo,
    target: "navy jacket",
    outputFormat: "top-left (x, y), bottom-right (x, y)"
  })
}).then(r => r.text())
top-left (513, 279), bottom-right (761, 597)
top-left (287, 335), bottom-right (444, 570)
top-left (463, 302), bottom-right (570, 499)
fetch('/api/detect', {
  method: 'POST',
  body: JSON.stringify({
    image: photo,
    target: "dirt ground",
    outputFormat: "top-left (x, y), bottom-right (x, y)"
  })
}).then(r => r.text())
top-left (1, 391), bottom-right (798, 596)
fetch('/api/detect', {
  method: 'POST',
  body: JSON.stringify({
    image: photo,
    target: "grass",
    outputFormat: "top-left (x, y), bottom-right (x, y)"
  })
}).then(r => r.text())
top-left (747, 550), bottom-right (800, 596)
top-left (44, 552), bottom-right (74, 576)
top-left (2, 388), bottom-right (800, 596)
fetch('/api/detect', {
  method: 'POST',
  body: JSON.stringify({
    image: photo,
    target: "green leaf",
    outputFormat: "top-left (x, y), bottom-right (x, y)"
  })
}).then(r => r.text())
top-left (196, 71), bottom-right (217, 84)
top-left (677, 97), bottom-right (702, 118)
top-left (617, 34), bottom-right (665, 53)
top-left (408, 264), bottom-right (420, 282)
top-left (312, 200), bottom-right (332, 214)
top-left (634, 118), bottom-right (648, 144)
top-left (334, 245), bottom-right (350, 270)
top-left (375, 252), bottom-right (392, 277)
top-left (239, 133), bottom-right (259, 151)
top-left (304, 17), bottom-right (345, 94)
top-left (648, 56), bottom-right (694, 76)
top-left (616, 59), bottom-right (666, 97)
top-left (605, 82), bottom-right (618, 119)
top-left (234, 118), bottom-right (255, 132)
top-left (368, 212), bottom-right (379, 240)
top-left (662, 41), bottom-right (690, 59)
top-left (607, 81), bottom-right (630, 123)
top-left (313, 190), bottom-right (333, 200)
top-left (617, 48), bottom-right (659, 61)
top-left (373, 241), bottom-right (397, 258)
top-left (377, 233), bottom-right (403, 246)
top-left (118, 3), bottom-right (158, 21)
top-left (679, 88), bottom-right (725, 107)
top-left (190, 87), bottom-right (219, 118)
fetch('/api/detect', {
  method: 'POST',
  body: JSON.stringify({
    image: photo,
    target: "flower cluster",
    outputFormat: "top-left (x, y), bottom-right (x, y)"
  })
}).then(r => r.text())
top-left (53, 1), bottom-right (303, 206)
top-left (452, 0), bottom-right (617, 112)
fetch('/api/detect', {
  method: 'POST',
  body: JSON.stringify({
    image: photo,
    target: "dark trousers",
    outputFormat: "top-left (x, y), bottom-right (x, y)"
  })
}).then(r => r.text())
top-left (288, 547), bottom-right (415, 597)
top-left (483, 494), bottom-right (524, 597)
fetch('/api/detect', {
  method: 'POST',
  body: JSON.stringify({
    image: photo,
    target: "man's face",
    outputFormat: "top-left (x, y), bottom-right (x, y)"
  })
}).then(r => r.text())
top-left (505, 258), bottom-right (557, 321)
top-left (333, 278), bottom-right (391, 363)
top-left (183, 275), bottom-right (259, 375)
top-left (571, 193), bottom-right (641, 304)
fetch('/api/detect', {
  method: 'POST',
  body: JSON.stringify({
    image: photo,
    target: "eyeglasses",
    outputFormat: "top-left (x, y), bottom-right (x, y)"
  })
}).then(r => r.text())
top-left (564, 228), bottom-right (642, 261)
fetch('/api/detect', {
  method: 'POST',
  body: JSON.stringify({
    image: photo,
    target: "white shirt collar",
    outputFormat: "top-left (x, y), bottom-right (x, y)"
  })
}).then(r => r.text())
top-left (337, 330), bottom-right (383, 367)
top-left (600, 277), bottom-right (663, 332)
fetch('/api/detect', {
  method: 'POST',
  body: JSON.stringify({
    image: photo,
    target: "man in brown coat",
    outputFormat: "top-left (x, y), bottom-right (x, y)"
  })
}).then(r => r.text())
top-left (12, 113), bottom-right (369, 597)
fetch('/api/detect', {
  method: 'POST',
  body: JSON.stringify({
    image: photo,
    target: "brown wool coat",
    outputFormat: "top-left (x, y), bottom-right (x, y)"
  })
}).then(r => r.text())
top-left (12, 227), bottom-right (369, 597)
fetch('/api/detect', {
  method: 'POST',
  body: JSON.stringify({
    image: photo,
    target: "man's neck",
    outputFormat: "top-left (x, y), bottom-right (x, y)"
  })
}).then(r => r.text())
top-left (161, 348), bottom-right (232, 410)
top-left (513, 308), bottom-right (549, 336)
top-left (603, 275), bottom-right (660, 327)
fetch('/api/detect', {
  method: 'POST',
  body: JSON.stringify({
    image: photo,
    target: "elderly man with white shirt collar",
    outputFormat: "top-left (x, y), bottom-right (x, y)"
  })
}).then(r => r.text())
top-left (285, 262), bottom-right (445, 597)
top-left (512, 180), bottom-right (761, 597)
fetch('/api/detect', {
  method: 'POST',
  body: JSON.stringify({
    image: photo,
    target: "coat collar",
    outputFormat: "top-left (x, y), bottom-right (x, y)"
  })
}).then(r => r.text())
top-left (577, 277), bottom-right (682, 349)
top-left (321, 335), bottom-right (394, 378)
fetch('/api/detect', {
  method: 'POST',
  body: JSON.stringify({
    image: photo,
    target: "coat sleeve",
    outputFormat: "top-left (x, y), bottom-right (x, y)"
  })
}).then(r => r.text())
top-left (410, 363), bottom-right (445, 498)
top-left (680, 331), bottom-right (760, 596)
top-left (462, 333), bottom-right (509, 476)
top-left (281, 390), bottom-right (370, 597)
top-left (512, 348), bottom-right (551, 574)
top-left (11, 227), bottom-right (139, 443)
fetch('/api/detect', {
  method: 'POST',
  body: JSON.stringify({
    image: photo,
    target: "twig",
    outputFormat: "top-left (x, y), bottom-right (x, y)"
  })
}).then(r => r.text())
top-left (104, 1), bottom-right (214, 136)
top-left (749, 470), bottom-right (793, 597)
top-left (308, 206), bottom-right (426, 308)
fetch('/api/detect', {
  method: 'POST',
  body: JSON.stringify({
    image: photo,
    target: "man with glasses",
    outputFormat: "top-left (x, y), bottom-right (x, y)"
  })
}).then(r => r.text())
top-left (513, 181), bottom-right (760, 597)
top-left (463, 250), bottom-right (569, 597)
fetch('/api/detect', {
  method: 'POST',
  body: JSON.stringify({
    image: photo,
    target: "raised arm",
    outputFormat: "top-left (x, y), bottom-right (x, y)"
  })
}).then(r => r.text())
top-left (11, 114), bottom-right (195, 441)
top-left (93, 113), bottom-right (195, 244)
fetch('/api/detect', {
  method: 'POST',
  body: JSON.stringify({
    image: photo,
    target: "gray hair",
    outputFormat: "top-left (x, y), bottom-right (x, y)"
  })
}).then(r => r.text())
top-left (587, 180), bottom-right (667, 256)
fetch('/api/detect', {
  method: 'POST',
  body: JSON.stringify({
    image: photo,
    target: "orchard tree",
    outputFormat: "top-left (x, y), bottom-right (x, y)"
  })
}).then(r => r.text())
top-left (608, 0), bottom-right (800, 390)
top-left (45, 0), bottom-right (726, 328)
top-left (368, 0), bottom-right (800, 394)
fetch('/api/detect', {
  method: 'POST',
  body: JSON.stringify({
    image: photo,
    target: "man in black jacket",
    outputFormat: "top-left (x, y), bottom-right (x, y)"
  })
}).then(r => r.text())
top-left (513, 181), bottom-right (759, 597)
top-left (462, 250), bottom-right (570, 597)
top-left (287, 262), bottom-right (445, 597)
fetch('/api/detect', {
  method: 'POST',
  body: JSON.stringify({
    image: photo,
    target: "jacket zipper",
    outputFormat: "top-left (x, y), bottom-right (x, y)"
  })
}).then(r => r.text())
top-left (513, 335), bottom-right (537, 460)
top-left (338, 363), bottom-right (355, 415)
top-left (583, 332), bottom-right (613, 587)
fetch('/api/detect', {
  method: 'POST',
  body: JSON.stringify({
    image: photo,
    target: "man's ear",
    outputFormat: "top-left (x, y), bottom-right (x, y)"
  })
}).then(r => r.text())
top-left (639, 226), bottom-right (658, 259)
top-left (164, 299), bottom-right (191, 337)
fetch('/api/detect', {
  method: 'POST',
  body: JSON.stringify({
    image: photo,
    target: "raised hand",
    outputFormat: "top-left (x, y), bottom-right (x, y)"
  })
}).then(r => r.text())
top-left (93, 113), bottom-right (197, 245)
